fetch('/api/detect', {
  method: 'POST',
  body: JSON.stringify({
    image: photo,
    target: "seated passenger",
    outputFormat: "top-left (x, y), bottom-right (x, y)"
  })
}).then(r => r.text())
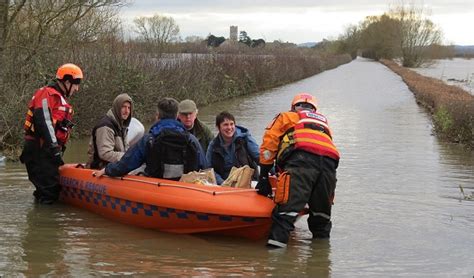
top-left (86, 93), bottom-right (133, 169)
top-left (206, 111), bottom-right (259, 185)
top-left (95, 97), bottom-right (207, 180)
top-left (178, 99), bottom-right (214, 153)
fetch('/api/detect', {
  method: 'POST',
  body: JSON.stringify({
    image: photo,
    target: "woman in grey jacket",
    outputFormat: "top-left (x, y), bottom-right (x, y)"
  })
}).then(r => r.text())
top-left (86, 93), bottom-right (133, 169)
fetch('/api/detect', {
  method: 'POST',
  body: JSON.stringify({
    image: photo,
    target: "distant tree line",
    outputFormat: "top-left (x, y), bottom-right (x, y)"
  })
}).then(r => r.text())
top-left (206, 34), bottom-right (226, 47)
top-left (328, 3), bottom-right (452, 67)
top-left (238, 31), bottom-right (265, 47)
top-left (205, 30), bottom-right (265, 48)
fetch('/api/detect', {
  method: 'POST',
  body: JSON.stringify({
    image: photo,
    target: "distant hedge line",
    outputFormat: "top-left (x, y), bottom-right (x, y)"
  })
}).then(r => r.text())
top-left (381, 59), bottom-right (474, 147)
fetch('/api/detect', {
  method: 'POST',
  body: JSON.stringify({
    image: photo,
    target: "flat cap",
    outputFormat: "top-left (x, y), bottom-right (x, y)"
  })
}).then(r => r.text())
top-left (178, 99), bottom-right (197, 113)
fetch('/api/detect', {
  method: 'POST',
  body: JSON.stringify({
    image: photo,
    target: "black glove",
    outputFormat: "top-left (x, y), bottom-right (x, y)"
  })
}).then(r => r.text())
top-left (259, 164), bottom-right (273, 179)
top-left (49, 145), bottom-right (64, 166)
top-left (256, 177), bottom-right (272, 196)
top-left (256, 163), bottom-right (273, 196)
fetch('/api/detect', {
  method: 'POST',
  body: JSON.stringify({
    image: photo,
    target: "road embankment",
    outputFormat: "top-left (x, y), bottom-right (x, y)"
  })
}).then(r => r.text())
top-left (381, 59), bottom-right (474, 147)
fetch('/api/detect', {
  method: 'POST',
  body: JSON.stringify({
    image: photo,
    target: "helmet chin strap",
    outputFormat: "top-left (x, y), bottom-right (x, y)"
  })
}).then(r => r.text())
top-left (59, 80), bottom-right (72, 97)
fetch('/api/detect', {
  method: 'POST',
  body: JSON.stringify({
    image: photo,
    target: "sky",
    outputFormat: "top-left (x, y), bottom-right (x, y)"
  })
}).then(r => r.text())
top-left (120, 0), bottom-right (474, 45)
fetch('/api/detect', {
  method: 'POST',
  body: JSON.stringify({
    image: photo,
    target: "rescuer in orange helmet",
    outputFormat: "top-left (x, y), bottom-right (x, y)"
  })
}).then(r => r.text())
top-left (256, 92), bottom-right (340, 248)
top-left (20, 63), bottom-right (83, 204)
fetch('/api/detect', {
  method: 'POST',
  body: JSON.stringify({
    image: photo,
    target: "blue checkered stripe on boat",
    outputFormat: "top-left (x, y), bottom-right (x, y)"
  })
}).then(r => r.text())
top-left (61, 186), bottom-right (257, 223)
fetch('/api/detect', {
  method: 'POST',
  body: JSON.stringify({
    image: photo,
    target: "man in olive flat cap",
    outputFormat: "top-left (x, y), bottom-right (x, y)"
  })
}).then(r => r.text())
top-left (178, 99), bottom-right (214, 153)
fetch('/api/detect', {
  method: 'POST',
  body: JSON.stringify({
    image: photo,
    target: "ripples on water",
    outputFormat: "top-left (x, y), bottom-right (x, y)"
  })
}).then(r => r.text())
top-left (1, 58), bottom-right (474, 276)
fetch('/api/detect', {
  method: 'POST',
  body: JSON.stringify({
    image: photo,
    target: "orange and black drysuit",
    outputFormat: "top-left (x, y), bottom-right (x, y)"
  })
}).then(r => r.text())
top-left (20, 82), bottom-right (74, 204)
top-left (259, 110), bottom-right (339, 247)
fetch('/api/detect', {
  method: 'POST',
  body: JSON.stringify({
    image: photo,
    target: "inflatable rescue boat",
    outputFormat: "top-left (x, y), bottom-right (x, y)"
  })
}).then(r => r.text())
top-left (59, 164), bottom-right (275, 240)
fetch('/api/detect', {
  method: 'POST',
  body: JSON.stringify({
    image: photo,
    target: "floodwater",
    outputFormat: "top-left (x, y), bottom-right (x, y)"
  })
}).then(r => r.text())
top-left (413, 58), bottom-right (474, 94)
top-left (1, 58), bottom-right (473, 276)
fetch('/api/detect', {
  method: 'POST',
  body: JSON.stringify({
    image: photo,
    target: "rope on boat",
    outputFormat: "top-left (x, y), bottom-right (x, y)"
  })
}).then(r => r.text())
top-left (110, 176), bottom-right (259, 196)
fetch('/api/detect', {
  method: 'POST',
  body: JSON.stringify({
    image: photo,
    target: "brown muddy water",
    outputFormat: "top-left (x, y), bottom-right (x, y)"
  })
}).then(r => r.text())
top-left (1, 58), bottom-right (473, 276)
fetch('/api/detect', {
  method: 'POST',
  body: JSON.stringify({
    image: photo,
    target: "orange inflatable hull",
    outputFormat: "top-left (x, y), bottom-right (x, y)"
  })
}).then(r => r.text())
top-left (59, 164), bottom-right (275, 240)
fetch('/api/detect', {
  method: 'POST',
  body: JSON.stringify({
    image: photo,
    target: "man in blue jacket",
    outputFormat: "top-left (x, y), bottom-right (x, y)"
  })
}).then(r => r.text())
top-left (95, 98), bottom-right (206, 180)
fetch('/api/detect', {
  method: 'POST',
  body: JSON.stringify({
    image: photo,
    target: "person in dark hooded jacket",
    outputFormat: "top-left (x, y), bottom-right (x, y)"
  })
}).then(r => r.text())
top-left (87, 93), bottom-right (133, 169)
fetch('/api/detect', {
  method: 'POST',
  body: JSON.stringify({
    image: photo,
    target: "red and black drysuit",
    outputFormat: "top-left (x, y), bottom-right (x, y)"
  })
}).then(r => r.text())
top-left (20, 82), bottom-right (74, 204)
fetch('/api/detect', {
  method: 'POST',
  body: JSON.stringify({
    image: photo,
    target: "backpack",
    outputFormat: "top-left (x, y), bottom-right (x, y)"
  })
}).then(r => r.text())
top-left (145, 129), bottom-right (199, 180)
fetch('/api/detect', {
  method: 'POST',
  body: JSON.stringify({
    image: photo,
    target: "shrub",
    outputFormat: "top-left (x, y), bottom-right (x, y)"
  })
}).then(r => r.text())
top-left (433, 107), bottom-right (453, 134)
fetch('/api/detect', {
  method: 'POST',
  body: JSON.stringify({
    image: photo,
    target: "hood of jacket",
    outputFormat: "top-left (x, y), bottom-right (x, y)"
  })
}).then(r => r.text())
top-left (149, 119), bottom-right (186, 137)
top-left (107, 93), bottom-right (133, 130)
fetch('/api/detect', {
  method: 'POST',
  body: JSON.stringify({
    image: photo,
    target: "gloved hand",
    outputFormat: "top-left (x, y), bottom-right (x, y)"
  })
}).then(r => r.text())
top-left (256, 177), bottom-right (272, 197)
top-left (259, 164), bottom-right (272, 179)
top-left (49, 145), bottom-right (64, 166)
top-left (256, 163), bottom-right (273, 196)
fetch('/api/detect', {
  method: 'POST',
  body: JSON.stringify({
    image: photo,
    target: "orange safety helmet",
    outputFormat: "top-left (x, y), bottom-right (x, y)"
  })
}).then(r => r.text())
top-left (291, 93), bottom-right (317, 110)
top-left (56, 63), bottom-right (83, 81)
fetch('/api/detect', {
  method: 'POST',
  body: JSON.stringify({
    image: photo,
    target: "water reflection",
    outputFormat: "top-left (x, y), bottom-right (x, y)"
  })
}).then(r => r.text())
top-left (265, 239), bottom-right (331, 277)
top-left (21, 205), bottom-right (67, 276)
top-left (17, 204), bottom-right (333, 276)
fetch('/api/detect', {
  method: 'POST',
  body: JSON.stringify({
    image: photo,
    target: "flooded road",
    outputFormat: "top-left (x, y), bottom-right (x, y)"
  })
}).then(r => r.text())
top-left (1, 58), bottom-right (473, 276)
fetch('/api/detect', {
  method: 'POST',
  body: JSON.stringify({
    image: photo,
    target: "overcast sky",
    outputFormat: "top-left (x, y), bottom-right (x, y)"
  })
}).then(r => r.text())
top-left (120, 0), bottom-right (474, 45)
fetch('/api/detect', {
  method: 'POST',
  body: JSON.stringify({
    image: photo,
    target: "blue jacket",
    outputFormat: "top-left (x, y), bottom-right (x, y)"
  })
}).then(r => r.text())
top-left (206, 125), bottom-right (259, 184)
top-left (105, 119), bottom-right (207, 177)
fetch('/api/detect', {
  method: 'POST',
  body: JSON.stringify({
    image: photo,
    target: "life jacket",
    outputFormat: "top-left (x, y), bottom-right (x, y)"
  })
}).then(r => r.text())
top-left (89, 115), bottom-right (124, 170)
top-left (23, 86), bottom-right (74, 147)
top-left (211, 137), bottom-right (259, 180)
top-left (277, 110), bottom-right (339, 165)
top-left (145, 129), bottom-right (199, 180)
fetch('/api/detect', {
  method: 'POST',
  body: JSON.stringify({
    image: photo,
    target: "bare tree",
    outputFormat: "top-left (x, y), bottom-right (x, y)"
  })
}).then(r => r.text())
top-left (0, 0), bottom-right (125, 155)
top-left (1, 0), bottom-right (26, 81)
top-left (336, 24), bottom-right (360, 59)
top-left (0, 0), bottom-right (8, 55)
top-left (390, 3), bottom-right (442, 67)
top-left (6, 1), bottom-right (123, 65)
top-left (134, 14), bottom-right (180, 56)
